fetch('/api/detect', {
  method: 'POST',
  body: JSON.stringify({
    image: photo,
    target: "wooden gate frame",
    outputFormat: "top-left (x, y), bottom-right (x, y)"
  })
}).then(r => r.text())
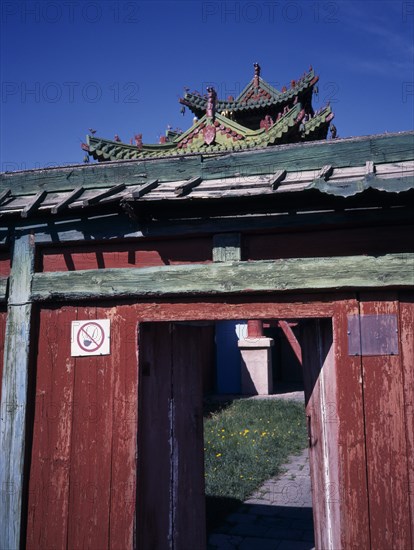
top-left (0, 231), bottom-right (413, 549)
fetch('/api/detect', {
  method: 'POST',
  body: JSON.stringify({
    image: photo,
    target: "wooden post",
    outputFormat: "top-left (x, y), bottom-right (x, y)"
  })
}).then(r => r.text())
top-left (0, 233), bottom-right (35, 550)
top-left (247, 319), bottom-right (263, 338)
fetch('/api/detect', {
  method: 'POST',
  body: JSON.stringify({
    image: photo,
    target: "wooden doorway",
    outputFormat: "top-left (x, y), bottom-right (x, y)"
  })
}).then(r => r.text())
top-left (136, 319), bottom-right (336, 550)
top-left (136, 322), bottom-right (214, 550)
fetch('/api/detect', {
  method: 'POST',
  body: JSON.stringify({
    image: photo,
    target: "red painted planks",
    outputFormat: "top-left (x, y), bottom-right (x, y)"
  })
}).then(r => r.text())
top-left (359, 294), bottom-right (412, 550)
top-left (27, 305), bottom-right (139, 550)
top-left (106, 305), bottom-right (138, 550)
top-left (245, 224), bottom-right (414, 261)
top-left (333, 300), bottom-right (370, 549)
top-left (0, 254), bottom-right (10, 277)
top-left (67, 305), bottom-right (112, 549)
top-left (26, 306), bottom-right (76, 549)
top-left (398, 292), bottom-right (414, 545)
top-left (40, 238), bottom-right (212, 272)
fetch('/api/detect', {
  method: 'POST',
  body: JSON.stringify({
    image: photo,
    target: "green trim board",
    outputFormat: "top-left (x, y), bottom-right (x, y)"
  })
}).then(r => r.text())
top-left (31, 254), bottom-right (414, 301)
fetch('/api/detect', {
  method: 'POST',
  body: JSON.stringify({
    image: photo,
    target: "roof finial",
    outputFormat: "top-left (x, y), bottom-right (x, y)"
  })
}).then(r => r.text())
top-left (206, 86), bottom-right (217, 118)
top-left (254, 62), bottom-right (261, 88)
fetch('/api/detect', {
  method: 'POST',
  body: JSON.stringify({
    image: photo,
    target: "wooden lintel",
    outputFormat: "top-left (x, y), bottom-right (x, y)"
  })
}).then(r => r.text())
top-left (31, 253), bottom-right (414, 301)
top-left (317, 165), bottom-right (334, 181)
top-left (21, 190), bottom-right (47, 218)
top-left (18, 206), bottom-right (414, 244)
top-left (0, 188), bottom-right (11, 205)
top-left (132, 179), bottom-right (159, 198)
top-left (278, 320), bottom-right (302, 364)
top-left (174, 176), bottom-right (202, 197)
top-left (51, 186), bottom-right (84, 214)
top-left (82, 183), bottom-right (126, 206)
top-left (270, 170), bottom-right (287, 190)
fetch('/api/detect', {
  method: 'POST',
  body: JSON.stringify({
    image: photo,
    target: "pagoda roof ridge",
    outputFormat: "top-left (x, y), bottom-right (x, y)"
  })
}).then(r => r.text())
top-left (180, 67), bottom-right (318, 116)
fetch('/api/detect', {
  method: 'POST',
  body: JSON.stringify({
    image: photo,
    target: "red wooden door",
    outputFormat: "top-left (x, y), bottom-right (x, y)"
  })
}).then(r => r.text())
top-left (26, 305), bottom-right (138, 549)
top-left (358, 294), bottom-right (413, 550)
top-left (136, 322), bottom-right (206, 550)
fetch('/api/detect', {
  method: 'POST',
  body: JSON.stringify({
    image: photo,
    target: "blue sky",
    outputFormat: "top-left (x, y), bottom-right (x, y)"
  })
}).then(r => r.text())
top-left (1, 0), bottom-right (413, 170)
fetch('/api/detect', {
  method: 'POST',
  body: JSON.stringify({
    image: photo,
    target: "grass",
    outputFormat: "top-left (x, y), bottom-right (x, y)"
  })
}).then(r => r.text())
top-left (203, 398), bottom-right (308, 528)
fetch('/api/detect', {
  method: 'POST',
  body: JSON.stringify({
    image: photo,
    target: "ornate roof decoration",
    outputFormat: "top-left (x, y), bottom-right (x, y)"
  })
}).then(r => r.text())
top-left (83, 64), bottom-right (334, 162)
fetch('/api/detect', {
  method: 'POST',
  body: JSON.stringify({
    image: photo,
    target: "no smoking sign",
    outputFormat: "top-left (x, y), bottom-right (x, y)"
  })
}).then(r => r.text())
top-left (71, 320), bottom-right (110, 357)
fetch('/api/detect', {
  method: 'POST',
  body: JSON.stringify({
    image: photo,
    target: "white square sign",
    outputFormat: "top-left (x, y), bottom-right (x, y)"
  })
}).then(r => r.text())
top-left (71, 320), bottom-right (110, 357)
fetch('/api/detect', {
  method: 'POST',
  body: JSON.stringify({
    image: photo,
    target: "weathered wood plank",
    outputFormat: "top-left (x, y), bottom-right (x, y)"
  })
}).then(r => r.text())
top-left (359, 294), bottom-right (412, 549)
top-left (26, 306), bottom-right (76, 549)
top-left (302, 318), bottom-right (341, 549)
top-left (0, 188), bottom-right (11, 205)
top-left (174, 176), bottom-right (202, 197)
top-left (270, 169), bottom-right (286, 190)
top-left (132, 179), bottom-right (158, 198)
top-left (317, 165), bottom-right (333, 181)
top-left (21, 190), bottom-right (47, 218)
top-left (51, 186), bottom-right (84, 214)
top-left (1, 132), bottom-right (412, 196)
top-left (81, 183), bottom-right (126, 207)
top-left (398, 293), bottom-right (414, 542)
top-left (0, 308), bottom-right (6, 403)
top-left (0, 234), bottom-right (35, 550)
top-left (213, 233), bottom-right (241, 262)
top-left (0, 277), bottom-right (7, 301)
top-left (31, 253), bottom-right (414, 300)
top-left (333, 300), bottom-right (370, 548)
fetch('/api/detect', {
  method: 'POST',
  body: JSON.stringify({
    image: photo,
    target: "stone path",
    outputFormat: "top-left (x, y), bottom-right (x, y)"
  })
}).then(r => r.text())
top-left (207, 447), bottom-right (315, 550)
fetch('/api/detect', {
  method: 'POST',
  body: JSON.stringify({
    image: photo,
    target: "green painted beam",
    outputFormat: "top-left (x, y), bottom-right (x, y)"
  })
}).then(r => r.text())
top-left (1, 132), bottom-right (413, 197)
top-left (7, 206), bottom-right (414, 245)
top-left (31, 253), bottom-right (414, 301)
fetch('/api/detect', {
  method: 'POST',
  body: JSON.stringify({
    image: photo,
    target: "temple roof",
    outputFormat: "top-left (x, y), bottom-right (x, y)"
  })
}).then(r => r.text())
top-left (82, 63), bottom-right (333, 163)
top-left (179, 66), bottom-right (318, 117)
top-left (85, 104), bottom-right (333, 162)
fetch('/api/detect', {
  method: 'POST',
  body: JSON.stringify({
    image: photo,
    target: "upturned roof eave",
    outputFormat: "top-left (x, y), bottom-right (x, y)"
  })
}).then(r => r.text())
top-left (180, 70), bottom-right (318, 115)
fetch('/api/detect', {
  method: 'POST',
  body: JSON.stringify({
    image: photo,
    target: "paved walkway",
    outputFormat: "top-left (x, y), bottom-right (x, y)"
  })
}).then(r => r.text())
top-left (207, 448), bottom-right (314, 550)
top-left (207, 389), bottom-right (314, 550)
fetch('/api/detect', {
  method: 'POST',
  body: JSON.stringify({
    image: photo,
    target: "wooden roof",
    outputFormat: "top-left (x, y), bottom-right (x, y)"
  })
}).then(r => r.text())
top-left (1, 132), bottom-right (413, 221)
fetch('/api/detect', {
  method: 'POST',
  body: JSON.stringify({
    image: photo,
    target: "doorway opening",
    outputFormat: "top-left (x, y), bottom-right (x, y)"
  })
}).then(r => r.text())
top-left (136, 318), bottom-right (334, 549)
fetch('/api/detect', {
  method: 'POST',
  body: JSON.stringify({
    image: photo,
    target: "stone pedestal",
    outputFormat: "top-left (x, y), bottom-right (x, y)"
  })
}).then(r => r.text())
top-left (238, 337), bottom-right (274, 395)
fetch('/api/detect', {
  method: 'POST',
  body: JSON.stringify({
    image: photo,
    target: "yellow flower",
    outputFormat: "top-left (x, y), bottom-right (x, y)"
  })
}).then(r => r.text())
top-left (216, 453), bottom-right (222, 457)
